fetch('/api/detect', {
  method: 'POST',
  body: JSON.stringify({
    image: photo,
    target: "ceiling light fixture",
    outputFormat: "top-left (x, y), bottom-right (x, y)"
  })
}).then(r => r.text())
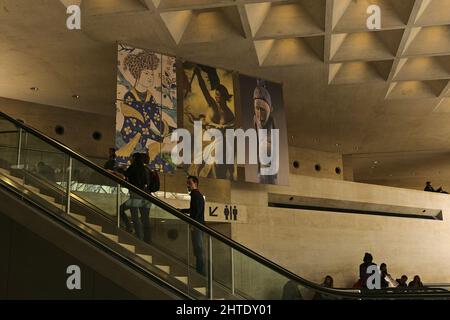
top-left (30, 87), bottom-right (39, 91)
top-left (72, 94), bottom-right (80, 99)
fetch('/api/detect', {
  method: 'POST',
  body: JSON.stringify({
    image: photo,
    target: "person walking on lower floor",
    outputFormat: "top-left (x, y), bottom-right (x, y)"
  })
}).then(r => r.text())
top-left (181, 176), bottom-right (206, 276)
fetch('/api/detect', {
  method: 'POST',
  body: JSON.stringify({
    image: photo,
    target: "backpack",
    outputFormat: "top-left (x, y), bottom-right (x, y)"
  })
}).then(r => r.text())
top-left (145, 167), bottom-right (160, 193)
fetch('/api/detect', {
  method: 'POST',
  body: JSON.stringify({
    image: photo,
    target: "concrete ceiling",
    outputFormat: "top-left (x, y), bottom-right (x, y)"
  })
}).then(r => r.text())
top-left (1, 0), bottom-right (450, 161)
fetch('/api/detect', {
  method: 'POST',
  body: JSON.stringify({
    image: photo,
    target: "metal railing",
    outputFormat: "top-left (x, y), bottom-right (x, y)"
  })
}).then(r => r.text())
top-left (2, 109), bottom-right (450, 300)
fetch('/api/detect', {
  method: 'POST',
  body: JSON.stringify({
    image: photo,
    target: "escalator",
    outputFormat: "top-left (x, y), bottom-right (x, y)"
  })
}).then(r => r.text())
top-left (0, 109), bottom-right (449, 300)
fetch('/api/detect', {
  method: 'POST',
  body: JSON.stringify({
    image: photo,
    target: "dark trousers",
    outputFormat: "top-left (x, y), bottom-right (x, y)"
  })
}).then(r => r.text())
top-left (120, 199), bottom-right (151, 242)
top-left (140, 207), bottom-right (151, 243)
top-left (191, 228), bottom-right (205, 276)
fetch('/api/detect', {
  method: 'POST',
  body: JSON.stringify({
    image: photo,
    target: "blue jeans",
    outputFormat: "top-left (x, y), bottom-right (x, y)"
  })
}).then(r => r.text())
top-left (191, 228), bottom-right (205, 276)
top-left (120, 198), bottom-right (151, 241)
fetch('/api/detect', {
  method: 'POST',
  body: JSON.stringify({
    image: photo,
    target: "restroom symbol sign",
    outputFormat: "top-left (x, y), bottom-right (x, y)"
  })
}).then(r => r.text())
top-left (208, 204), bottom-right (239, 221)
top-left (206, 202), bottom-right (246, 223)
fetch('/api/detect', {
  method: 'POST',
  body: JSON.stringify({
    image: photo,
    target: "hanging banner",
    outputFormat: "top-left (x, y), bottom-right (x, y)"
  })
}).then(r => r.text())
top-left (238, 75), bottom-right (289, 185)
top-left (115, 44), bottom-right (178, 172)
top-left (180, 61), bottom-right (238, 180)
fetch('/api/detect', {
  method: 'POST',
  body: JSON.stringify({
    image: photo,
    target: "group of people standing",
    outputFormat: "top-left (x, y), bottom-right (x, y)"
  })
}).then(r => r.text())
top-left (356, 252), bottom-right (424, 289)
top-left (104, 149), bottom-right (206, 276)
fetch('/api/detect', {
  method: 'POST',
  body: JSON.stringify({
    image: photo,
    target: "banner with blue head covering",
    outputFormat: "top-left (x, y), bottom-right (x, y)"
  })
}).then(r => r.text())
top-left (238, 74), bottom-right (289, 185)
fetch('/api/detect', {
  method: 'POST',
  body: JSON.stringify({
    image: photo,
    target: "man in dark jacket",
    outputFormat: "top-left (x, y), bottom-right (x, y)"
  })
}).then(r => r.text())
top-left (120, 153), bottom-right (148, 240)
top-left (181, 176), bottom-right (205, 275)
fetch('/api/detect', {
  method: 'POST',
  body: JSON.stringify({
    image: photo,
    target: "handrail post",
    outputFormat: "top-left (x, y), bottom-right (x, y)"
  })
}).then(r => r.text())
top-left (65, 157), bottom-right (72, 214)
top-left (231, 248), bottom-right (235, 296)
top-left (208, 235), bottom-right (213, 300)
top-left (16, 128), bottom-right (23, 167)
top-left (116, 183), bottom-right (121, 228)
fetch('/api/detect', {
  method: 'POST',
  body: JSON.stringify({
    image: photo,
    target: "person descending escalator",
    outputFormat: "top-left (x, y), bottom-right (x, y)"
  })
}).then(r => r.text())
top-left (119, 153), bottom-right (148, 241)
top-left (140, 153), bottom-right (154, 244)
top-left (180, 176), bottom-right (206, 276)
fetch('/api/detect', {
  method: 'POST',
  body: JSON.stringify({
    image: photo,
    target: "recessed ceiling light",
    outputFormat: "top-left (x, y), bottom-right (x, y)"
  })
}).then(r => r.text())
top-left (30, 87), bottom-right (39, 91)
top-left (373, 161), bottom-right (379, 164)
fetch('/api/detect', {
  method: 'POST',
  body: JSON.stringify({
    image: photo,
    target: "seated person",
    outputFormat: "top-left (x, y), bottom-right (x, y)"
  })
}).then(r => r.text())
top-left (380, 263), bottom-right (398, 288)
top-left (313, 275), bottom-right (334, 300)
top-left (358, 252), bottom-right (377, 289)
top-left (424, 181), bottom-right (435, 192)
top-left (396, 275), bottom-right (408, 288)
top-left (424, 181), bottom-right (449, 194)
top-left (408, 275), bottom-right (424, 289)
top-left (281, 280), bottom-right (303, 300)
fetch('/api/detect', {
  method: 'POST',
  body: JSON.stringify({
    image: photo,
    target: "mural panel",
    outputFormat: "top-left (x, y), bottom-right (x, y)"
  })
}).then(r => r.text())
top-left (116, 44), bottom-right (177, 172)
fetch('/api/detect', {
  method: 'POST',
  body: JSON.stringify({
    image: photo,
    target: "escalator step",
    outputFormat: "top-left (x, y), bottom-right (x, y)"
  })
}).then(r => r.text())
top-left (69, 213), bottom-right (87, 222)
top-left (119, 243), bottom-right (135, 253)
top-left (24, 184), bottom-right (40, 193)
top-left (155, 265), bottom-right (170, 274)
top-left (35, 193), bottom-right (56, 204)
top-left (175, 276), bottom-right (188, 285)
top-left (137, 254), bottom-right (153, 264)
top-left (194, 287), bottom-right (206, 296)
top-left (102, 233), bottom-right (119, 242)
top-left (0, 168), bottom-right (11, 176)
top-left (0, 169), bottom-right (23, 185)
top-left (85, 222), bottom-right (102, 233)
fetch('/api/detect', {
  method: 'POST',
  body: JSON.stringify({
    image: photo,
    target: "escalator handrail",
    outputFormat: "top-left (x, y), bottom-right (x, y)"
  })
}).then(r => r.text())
top-left (3, 110), bottom-right (450, 299)
top-left (0, 175), bottom-right (193, 300)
